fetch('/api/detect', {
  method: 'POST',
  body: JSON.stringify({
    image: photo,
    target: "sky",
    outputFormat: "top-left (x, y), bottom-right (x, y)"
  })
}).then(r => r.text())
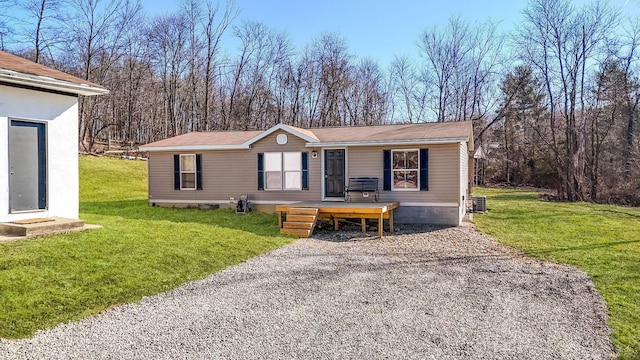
top-left (145, 0), bottom-right (640, 66)
top-left (3, 0), bottom-right (639, 64)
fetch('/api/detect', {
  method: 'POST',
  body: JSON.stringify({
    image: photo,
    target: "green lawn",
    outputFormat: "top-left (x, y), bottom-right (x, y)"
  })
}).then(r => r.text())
top-left (0, 155), bottom-right (294, 339)
top-left (473, 188), bottom-right (640, 360)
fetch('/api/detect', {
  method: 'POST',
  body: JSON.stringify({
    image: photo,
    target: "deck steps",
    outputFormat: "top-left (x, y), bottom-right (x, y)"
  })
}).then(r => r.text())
top-left (286, 214), bottom-right (316, 223)
top-left (283, 221), bottom-right (314, 229)
top-left (280, 208), bottom-right (318, 238)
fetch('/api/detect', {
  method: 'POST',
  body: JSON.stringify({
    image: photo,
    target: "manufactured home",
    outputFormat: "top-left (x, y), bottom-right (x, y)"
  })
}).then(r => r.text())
top-left (140, 121), bottom-right (474, 227)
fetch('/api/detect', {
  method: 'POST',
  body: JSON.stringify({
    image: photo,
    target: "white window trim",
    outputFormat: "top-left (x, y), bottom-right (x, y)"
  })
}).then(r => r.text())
top-left (264, 152), bottom-right (302, 191)
top-left (391, 149), bottom-right (419, 192)
top-left (180, 154), bottom-right (197, 190)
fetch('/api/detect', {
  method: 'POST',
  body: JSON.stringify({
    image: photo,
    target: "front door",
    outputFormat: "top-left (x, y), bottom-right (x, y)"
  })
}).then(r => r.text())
top-left (9, 120), bottom-right (47, 212)
top-left (324, 149), bottom-right (345, 198)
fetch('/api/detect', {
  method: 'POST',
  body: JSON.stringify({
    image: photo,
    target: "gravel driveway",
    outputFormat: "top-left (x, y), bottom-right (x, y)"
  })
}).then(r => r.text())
top-left (0, 224), bottom-right (614, 359)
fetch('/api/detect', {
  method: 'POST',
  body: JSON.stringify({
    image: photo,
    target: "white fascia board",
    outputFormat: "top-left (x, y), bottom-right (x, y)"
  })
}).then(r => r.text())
top-left (243, 123), bottom-right (319, 146)
top-left (139, 144), bottom-right (250, 152)
top-left (305, 137), bottom-right (469, 148)
top-left (0, 71), bottom-right (108, 96)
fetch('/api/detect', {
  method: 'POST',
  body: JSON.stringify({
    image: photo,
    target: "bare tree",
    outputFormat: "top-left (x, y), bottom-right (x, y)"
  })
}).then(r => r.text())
top-left (616, 16), bottom-right (640, 179)
top-left (300, 33), bottom-right (351, 127)
top-left (588, 58), bottom-right (640, 203)
top-left (111, 12), bottom-right (152, 145)
top-left (418, 17), bottom-right (504, 123)
top-left (343, 58), bottom-right (388, 125)
top-left (517, 0), bottom-right (619, 200)
top-left (201, 0), bottom-right (238, 131)
top-left (64, 0), bottom-right (143, 152)
top-left (388, 55), bottom-right (428, 123)
top-left (180, 0), bottom-right (203, 133)
top-left (494, 65), bottom-right (549, 185)
top-left (14, 0), bottom-right (66, 63)
top-left (0, 0), bottom-right (14, 49)
top-left (147, 13), bottom-right (190, 138)
top-left (419, 16), bottom-right (471, 122)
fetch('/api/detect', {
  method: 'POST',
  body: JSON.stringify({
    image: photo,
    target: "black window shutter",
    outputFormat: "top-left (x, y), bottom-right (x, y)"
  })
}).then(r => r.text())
top-left (420, 148), bottom-right (429, 191)
top-left (196, 154), bottom-right (203, 190)
top-left (257, 153), bottom-right (264, 190)
top-left (383, 150), bottom-right (391, 191)
top-left (302, 152), bottom-right (309, 190)
top-left (173, 154), bottom-right (180, 190)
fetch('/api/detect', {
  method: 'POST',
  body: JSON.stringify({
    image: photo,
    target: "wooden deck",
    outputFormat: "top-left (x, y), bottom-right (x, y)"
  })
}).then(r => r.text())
top-left (276, 202), bottom-right (400, 238)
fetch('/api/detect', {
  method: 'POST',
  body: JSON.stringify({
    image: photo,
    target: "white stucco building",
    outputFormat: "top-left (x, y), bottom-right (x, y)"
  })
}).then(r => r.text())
top-left (0, 50), bottom-right (107, 222)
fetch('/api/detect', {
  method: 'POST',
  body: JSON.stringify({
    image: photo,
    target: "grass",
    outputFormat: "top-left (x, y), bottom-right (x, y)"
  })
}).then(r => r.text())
top-left (0, 155), bottom-right (294, 339)
top-left (473, 188), bottom-right (640, 360)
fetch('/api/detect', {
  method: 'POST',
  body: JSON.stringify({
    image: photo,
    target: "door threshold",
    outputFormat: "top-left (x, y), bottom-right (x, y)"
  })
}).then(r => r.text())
top-left (9, 209), bottom-right (47, 214)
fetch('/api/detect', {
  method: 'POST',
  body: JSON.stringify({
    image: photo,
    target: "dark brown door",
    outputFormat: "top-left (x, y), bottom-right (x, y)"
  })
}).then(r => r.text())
top-left (324, 149), bottom-right (345, 197)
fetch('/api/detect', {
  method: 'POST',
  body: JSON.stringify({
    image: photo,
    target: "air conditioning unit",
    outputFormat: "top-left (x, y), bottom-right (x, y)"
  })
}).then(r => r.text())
top-left (472, 196), bottom-right (487, 213)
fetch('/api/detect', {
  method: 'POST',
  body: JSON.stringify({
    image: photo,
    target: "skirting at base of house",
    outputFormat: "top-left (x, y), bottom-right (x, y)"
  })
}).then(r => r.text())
top-left (149, 201), bottom-right (280, 214)
top-left (148, 200), bottom-right (462, 226)
top-left (393, 206), bottom-right (460, 226)
top-left (150, 201), bottom-right (223, 211)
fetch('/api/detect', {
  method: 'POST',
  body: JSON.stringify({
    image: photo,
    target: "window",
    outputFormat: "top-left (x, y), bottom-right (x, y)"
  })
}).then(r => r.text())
top-left (392, 150), bottom-right (419, 190)
top-left (180, 154), bottom-right (197, 189)
top-left (262, 152), bottom-right (302, 190)
top-left (383, 149), bottom-right (427, 191)
top-left (283, 152), bottom-right (301, 190)
top-left (173, 154), bottom-right (202, 190)
top-left (264, 152), bottom-right (283, 190)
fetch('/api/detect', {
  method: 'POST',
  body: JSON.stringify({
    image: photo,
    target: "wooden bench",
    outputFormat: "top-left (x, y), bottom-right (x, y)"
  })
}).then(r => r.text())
top-left (345, 177), bottom-right (379, 202)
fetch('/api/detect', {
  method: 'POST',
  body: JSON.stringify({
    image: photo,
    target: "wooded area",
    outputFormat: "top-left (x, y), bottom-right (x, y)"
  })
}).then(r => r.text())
top-left (0, 0), bottom-right (638, 205)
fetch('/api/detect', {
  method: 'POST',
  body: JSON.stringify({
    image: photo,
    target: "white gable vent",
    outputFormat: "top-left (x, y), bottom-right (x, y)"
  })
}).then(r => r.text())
top-left (472, 196), bottom-right (487, 213)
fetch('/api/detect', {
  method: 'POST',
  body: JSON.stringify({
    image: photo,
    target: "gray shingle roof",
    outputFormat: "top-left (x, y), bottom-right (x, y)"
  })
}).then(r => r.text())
top-left (141, 121), bottom-right (474, 151)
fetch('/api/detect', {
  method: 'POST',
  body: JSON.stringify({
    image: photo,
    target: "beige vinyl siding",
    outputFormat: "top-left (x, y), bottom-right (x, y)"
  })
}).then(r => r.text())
top-left (346, 144), bottom-right (460, 204)
top-left (147, 130), bottom-right (465, 209)
top-left (147, 130), bottom-right (322, 203)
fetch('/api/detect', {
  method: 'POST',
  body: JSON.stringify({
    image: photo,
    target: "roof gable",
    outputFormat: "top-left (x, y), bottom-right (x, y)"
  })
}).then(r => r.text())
top-left (244, 124), bottom-right (319, 145)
